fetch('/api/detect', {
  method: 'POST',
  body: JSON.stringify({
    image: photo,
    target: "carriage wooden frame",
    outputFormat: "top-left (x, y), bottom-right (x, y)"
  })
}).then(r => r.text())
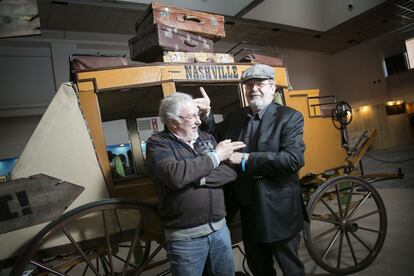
top-left (3, 61), bottom-right (403, 275)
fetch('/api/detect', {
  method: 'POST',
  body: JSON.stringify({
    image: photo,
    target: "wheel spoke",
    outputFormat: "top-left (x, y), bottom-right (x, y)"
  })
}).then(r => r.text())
top-left (82, 262), bottom-right (89, 276)
top-left (345, 231), bottom-right (358, 266)
top-left (131, 242), bottom-right (166, 275)
top-left (311, 215), bottom-right (338, 225)
top-left (61, 227), bottom-right (102, 275)
top-left (320, 198), bottom-right (340, 221)
top-left (357, 225), bottom-right (380, 233)
top-left (311, 225), bottom-right (338, 241)
top-left (344, 183), bottom-right (355, 217)
top-left (114, 209), bottom-right (124, 232)
top-left (114, 253), bottom-right (137, 268)
top-left (322, 230), bottom-right (340, 261)
top-left (64, 264), bottom-right (77, 274)
top-left (336, 231), bottom-right (344, 269)
top-left (350, 231), bottom-right (372, 251)
top-left (122, 214), bottom-right (144, 275)
top-left (335, 185), bottom-right (344, 219)
top-left (348, 191), bottom-right (372, 219)
top-left (102, 210), bottom-right (115, 275)
top-left (29, 259), bottom-right (65, 275)
top-left (100, 255), bottom-right (110, 273)
top-left (96, 256), bottom-right (99, 272)
top-left (352, 209), bottom-right (380, 221)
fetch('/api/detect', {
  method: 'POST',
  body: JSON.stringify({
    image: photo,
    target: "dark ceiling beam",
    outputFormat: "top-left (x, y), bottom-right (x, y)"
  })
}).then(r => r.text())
top-left (234, 0), bottom-right (265, 18)
top-left (224, 15), bottom-right (321, 35)
top-left (52, 0), bottom-right (148, 11)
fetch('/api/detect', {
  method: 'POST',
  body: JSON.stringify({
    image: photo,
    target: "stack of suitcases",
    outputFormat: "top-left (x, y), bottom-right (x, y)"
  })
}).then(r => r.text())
top-left (129, 2), bottom-right (234, 63)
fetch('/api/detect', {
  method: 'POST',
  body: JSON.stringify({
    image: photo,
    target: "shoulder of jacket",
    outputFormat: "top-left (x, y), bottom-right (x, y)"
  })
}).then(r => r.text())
top-left (147, 131), bottom-right (173, 143)
top-left (275, 103), bottom-right (300, 115)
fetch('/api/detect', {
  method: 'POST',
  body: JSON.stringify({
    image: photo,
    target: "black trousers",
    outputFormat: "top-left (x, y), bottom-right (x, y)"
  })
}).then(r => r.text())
top-left (240, 206), bottom-right (305, 276)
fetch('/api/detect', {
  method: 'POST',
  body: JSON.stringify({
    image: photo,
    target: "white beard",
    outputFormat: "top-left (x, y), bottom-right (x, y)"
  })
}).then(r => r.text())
top-left (182, 129), bottom-right (199, 142)
top-left (248, 94), bottom-right (274, 112)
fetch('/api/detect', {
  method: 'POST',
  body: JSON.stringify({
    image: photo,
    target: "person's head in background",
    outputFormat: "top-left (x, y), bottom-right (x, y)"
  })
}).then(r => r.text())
top-left (159, 92), bottom-right (201, 142)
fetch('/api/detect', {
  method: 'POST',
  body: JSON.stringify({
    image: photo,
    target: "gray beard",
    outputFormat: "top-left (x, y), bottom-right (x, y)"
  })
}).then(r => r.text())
top-left (182, 131), bottom-right (199, 143)
top-left (248, 97), bottom-right (273, 112)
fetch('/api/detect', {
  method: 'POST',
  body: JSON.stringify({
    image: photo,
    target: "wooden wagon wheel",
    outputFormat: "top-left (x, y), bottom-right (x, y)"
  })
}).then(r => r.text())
top-left (303, 175), bottom-right (387, 275)
top-left (11, 198), bottom-right (160, 276)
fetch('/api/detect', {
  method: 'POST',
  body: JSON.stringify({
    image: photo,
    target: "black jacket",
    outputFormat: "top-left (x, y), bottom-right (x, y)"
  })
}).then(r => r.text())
top-left (146, 129), bottom-right (237, 229)
top-left (202, 102), bottom-right (306, 242)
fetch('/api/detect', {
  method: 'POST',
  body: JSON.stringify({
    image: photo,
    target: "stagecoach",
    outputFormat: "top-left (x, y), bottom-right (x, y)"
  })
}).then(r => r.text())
top-left (0, 57), bottom-right (402, 275)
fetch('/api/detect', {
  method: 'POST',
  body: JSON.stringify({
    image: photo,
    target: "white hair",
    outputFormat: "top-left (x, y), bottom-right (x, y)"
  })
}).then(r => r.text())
top-left (158, 92), bottom-right (193, 125)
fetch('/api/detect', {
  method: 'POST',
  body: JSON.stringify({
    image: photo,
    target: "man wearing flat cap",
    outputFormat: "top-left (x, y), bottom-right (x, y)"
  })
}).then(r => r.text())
top-left (195, 64), bottom-right (306, 276)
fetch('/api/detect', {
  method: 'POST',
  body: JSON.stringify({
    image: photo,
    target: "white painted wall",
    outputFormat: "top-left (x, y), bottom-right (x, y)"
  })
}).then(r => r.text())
top-left (281, 48), bottom-right (334, 95)
top-left (330, 40), bottom-right (388, 108)
top-left (0, 44), bottom-right (55, 107)
top-left (0, 116), bottom-right (41, 159)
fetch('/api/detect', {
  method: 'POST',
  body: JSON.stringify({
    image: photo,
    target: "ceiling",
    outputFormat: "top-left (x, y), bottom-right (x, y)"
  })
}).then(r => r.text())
top-left (3, 0), bottom-right (414, 54)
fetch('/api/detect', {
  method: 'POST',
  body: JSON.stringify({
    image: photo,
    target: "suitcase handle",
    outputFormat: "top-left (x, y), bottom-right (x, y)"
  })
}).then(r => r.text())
top-left (184, 38), bottom-right (198, 47)
top-left (177, 14), bottom-right (206, 25)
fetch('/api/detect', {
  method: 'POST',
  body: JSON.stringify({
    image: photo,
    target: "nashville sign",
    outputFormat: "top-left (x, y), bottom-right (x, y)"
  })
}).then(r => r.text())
top-left (184, 64), bottom-right (240, 81)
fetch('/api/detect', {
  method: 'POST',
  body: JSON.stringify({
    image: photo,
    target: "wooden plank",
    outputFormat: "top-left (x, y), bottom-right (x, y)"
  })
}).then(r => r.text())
top-left (76, 64), bottom-right (289, 92)
top-left (0, 174), bottom-right (84, 234)
top-left (78, 88), bottom-right (114, 196)
top-left (161, 68), bottom-right (176, 96)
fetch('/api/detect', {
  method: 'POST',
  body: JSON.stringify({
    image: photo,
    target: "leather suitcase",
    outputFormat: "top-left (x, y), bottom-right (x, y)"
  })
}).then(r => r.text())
top-left (129, 23), bottom-right (214, 62)
top-left (240, 53), bottom-right (284, 66)
top-left (135, 2), bottom-right (225, 41)
top-left (69, 54), bottom-right (131, 81)
top-left (163, 51), bottom-right (234, 63)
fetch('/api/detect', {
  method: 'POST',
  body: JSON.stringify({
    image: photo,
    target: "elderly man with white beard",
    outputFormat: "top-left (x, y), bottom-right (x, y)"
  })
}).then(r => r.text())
top-left (146, 92), bottom-right (245, 276)
top-left (196, 64), bottom-right (307, 276)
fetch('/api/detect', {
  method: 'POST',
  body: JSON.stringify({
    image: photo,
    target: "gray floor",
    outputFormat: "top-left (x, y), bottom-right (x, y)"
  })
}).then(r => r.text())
top-left (148, 144), bottom-right (414, 276)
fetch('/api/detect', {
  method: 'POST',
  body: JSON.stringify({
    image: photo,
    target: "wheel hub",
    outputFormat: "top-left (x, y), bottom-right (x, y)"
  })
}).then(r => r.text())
top-left (339, 218), bottom-right (358, 232)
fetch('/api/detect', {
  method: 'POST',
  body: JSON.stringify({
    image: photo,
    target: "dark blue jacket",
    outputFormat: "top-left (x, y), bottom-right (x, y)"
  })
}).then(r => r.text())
top-left (146, 129), bottom-right (237, 229)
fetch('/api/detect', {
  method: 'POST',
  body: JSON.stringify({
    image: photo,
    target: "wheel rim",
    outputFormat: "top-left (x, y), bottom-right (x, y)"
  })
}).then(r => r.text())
top-left (11, 199), bottom-right (156, 275)
top-left (304, 176), bottom-right (387, 275)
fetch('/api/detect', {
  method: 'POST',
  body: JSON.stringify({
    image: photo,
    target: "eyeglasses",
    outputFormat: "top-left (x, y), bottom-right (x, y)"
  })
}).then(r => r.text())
top-left (244, 80), bottom-right (273, 89)
top-left (178, 112), bottom-right (201, 121)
